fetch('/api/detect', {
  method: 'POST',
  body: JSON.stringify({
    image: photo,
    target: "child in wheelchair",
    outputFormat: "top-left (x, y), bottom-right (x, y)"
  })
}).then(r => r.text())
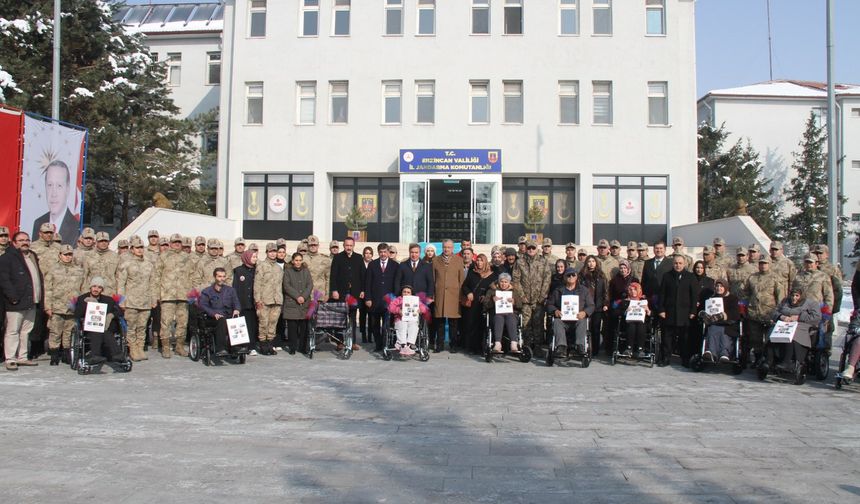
top-left (386, 285), bottom-right (430, 356)
top-left (483, 273), bottom-right (523, 353)
top-left (73, 276), bottom-right (125, 366)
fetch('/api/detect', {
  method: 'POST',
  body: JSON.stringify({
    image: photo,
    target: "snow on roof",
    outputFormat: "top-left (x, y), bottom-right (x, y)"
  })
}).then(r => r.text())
top-left (114, 3), bottom-right (223, 35)
top-left (704, 80), bottom-right (860, 100)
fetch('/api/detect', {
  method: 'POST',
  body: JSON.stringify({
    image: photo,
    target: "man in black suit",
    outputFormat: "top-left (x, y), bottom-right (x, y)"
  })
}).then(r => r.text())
top-left (329, 236), bottom-right (365, 347)
top-left (0, 232), bottom-right (44, 369)
top-left (31, 160), bottom-right (79, 246)
top-left (658, 255), bottom-right (699, 367)
top-left (641, 241), bottom-right (673, 302)
top-left (394, 243), bottom-right (435, 300)
top-left (364, 243), bottom-right (397, 352)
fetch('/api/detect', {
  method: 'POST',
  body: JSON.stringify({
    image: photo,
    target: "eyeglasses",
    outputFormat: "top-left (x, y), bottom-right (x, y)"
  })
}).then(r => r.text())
top-left (527, 246), bottom-right (537, 250)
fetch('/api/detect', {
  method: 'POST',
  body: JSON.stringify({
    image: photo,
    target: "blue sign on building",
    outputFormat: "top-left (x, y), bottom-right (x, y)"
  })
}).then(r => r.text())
top-left (399, 149), bottom-right (502, 174)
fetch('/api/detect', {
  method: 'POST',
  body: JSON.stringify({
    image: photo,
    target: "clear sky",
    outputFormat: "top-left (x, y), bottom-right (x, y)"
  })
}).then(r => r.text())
top-left (123, 0), bottom-right (860, 98)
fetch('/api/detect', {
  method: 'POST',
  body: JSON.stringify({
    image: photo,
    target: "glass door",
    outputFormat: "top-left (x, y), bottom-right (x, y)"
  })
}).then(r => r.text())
top-left (473, 180), bottom-right (499, 244)
top-left (428, 179), bottom-right (471, 242)
top-left (400, 179), bottom-right (427, 243)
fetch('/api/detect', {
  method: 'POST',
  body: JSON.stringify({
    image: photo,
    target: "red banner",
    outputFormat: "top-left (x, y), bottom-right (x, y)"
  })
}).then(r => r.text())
top-left (0, 106), bottom-right (24, 232)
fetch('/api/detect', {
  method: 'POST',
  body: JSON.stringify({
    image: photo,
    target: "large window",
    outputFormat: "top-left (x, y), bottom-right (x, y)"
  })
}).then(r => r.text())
top-left (417, 0), bottom-right (435, 35)
top-left (206, 52), bottom-right (220, 85)
top-left (559, 80), bottom-right (579, 124)
top-left (297, 81), bottom-right (316, 125)
top-left (246, 82), bottom-right (263, 124)
top-left (592, 80), bottom-right (612, 125)
top-left (330, 81), bottom-right (349, 124)
top-left (383, 80), bottom-right (402, 124)
top-left (648, 81), bottom-right (668, 125)
top-left (244, 174), bottom-right (314, 239)
top-left (560, 0), bottom-right (578, 35)
top-left (416, 80), bottom-right (435, 124)
top-left (333, 177), bottom-right (400, 242)
top-left (333, 0), bottom-right (350, 36)
top-left (385, 0), bottom-right (403, 35)
top-left (300, 0), bottom-right (319, 36)
top-left (502, 177), bottom-right (576, 244)
top-left (167, 53), bottom-right (181, 86)
top-left (249, 0), bottom-right (266, 37)
top-left (470, 81), bottom-right (489, 124)
top-left (646, 0), bottom-right (666, 35)
top-left (503, 80), bottom-right (523, 124)
top-left (472, 0), bottom-right (490, 35)
top-left (504, 0), bottom-right (523, 34)
top-left (593, 0), bottom-right (611, 35)
top-left (593, 175), bottom-right (668, 245)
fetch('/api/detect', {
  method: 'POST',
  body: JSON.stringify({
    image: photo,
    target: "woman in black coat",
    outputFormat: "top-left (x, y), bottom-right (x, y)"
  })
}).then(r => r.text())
top-left (460, 254), bottom-right (498, 354)
top-left (548, 259), bottom-right (567, 294)
top-left (232, 250), bottom-right (259, 352)
top-left (608, 260), bottom-right (638, 352)
top-left (579, 255), bottom-right (608, 358)
top-left (701, 279), bottom-right (740, 362)
top-left (687, 260), bottom-right (715, 366)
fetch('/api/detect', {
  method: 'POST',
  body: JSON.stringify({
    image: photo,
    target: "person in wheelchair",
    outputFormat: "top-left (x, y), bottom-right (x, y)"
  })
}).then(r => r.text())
top-left (386, 285), bottom-right (430, 356)
top-left (838, 313), bottom-right (860, 381)
top-left (769, 287), bottom-right (821, 373)
top-left (546, 268), bottom-right (594, 356)
top-left (620, 281), bottom-right (650, 358)
top-left (700, 279), bottom-right (740, 363)
top-left (483, 273), bottom-right (522, 353)
top-left (73, 276), bottom-right (123, 366)
top-left (198, 267), bottom-right (244, 357)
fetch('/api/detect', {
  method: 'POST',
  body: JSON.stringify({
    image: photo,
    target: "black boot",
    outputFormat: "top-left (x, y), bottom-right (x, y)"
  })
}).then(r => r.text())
top-left (49, 349), bottom-right (60, 366)
top-left (62, 349), bottom-right (71, 364)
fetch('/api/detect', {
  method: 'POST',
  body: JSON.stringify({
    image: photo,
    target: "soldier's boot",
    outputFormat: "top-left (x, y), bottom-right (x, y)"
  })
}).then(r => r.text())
top-left (49, 348), bottom-right (61, 366)
top-left (62, 349), bottom-right (71, 364)
top-left (128, 340), bottom-right (142, 362)
top-left (138, 340), bottom-right (149, 360)
top-left (160, 339), bottom-right (172, 359)
top-left (174, 340), bottom-right (189, 357)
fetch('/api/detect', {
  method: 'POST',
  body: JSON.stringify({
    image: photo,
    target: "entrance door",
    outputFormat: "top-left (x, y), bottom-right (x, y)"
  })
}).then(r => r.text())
top-left (428, 179), bottom-right (471, 242)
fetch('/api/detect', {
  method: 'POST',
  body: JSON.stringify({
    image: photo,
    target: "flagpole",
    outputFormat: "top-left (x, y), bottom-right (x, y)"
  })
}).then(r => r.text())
top-left (826, 0), bottom-right (838, 264)
top-left (51, 0), bottom-right (61, 120)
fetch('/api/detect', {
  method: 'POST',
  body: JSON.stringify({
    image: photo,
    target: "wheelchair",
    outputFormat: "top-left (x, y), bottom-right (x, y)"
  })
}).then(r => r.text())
top-left (69, 318), bottom-right (133, 375)
top-left (545, 315), bottom-right (591, 368)
top-left (610, 315), bottom-right (658, 368)
top-left (188, 313), bottom-right (248, 366)
top-left (809, 322), bottom-right (831, 381)
top-left (835, 315), bottom-right (860, 390)
top-left (307, 301), bottom-right (354, 360)
top-left (757, 325), bottom-right (817, 385)
top-left (689, 319), bottom-right (744, 375)
top-left (483, 311), bottom-right (532, 363)
top-left (381, 312), bottom-right (431, 362)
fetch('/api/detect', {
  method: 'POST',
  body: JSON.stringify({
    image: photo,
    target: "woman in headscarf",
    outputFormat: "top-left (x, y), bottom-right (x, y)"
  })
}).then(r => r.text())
top-left (607, 260), bottom-right (637, 354)
top-left (579, 255), bottom-right (607, 357)
top-left (460, 253), bottom-right (498, 354)
top-left (700, 279), bottom-right (740, 363)
top-left (769, 286), bottom-right (821, 372)
top-left (232, 249), bottom-right (259, 354)
top-left (621, 281), bottom-right (651, 357)
top-left (549, 258), bottom-right (568, 294)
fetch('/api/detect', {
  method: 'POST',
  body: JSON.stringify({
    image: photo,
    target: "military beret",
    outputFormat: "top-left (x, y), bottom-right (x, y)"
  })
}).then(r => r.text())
top-left (713, 237), bottom-right (726, 246)
top-left (95, 231), bottom-right (110, 242)
top-left (307, 235), bottom-right (320, 245)
top-left (39, 223), bottom-right (55, 233)
top-left (542, 237), bottom-right (553, 246)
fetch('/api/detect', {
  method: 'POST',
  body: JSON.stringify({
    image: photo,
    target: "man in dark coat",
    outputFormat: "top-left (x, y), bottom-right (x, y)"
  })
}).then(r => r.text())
top-left (31, 160), bottom-right (79, 246)
top-left (365, 243), bottom-right (397, 352)
top-left (329, 236), bottom-right (366, 342)
top-left (0, 232), bottom-right (44, 369)
top-left (658, 255), bottom-right (700, 367)
top-left (394, 243), bottom-right (435, 299)
top-left (641, 241), bottom-right (673, 302)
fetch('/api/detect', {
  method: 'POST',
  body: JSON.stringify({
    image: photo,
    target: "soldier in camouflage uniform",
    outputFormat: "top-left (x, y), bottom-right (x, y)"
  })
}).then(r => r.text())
top-left (181, 236), bottom-right (192, 254)
top-left (702, 245), bottom-right (727, 283)
top-left (226, 237), bottom-right (246, 273)
top-left (0, 225), bottom-right (9, 256)
top-left (73, 227), bottom-right (96, 266)
top-left (713, 237), bottom-right (733, 269)
top-left (813, 244), bottom-right (843, 352)
top-left (155, 233), bottom-right (193, 358)
top-left (516, 236), bottom-right (527, 259)
top-left (44, 244), bottom-right (84, 365)
top-left (768, 241), bottom-right (796, 298)
top-left (671, 236), bottom-right (694, 272)
top-left (726, 246), bottom-right (757, 300)
top-left (117, 236), bottom-right (157, 361)
top-left (596, 239), bottom-right (619, 281)
top-left (144, 230), bottom-right (160, 265)
top-left (565, 242), bottom-right (583, 272)
top-left (627, 241), bottom-right (644, 281)
top-left (638, 242), bottom-right (650, 261)
top-left (193, 236), bottom-right (207, 265)
top-left (305, 235), bottom-right (332, 301)
top-left (329, 240), bottom-right (340, 257)
top-left (30, 223), bottom-right (60, 274)
top-left (742, 256), bottom-right (784, 365)
top-left (254, 243), bottom-right (284, 354)
top-left (792, 253), bottom-right (834, 312)
top-left (117, 239), bottom-right (131, 265)
top-left (512, 239), bottom-right (551, 348)
top-left (609, 239), bottom-right (623, 262)
top-left (194, 238), bottom-right (232, 290)
top-left (541, 237), bottom-right (559, 264)
top-left (83, 232), bottom-right (120, 296)
top-left (747, 243), bottom-right (762, 265)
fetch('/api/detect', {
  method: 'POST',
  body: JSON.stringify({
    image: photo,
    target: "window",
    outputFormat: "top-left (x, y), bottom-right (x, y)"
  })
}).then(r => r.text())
top-left (417, 0), bottom-right (435, 35)
top-left (503, 81), bottom-right (523, 124)
top-left (249, 0), bottom-right (266, 37)
top-left (297, 81), bottom-right (316, 125)
top-left (333, 177), bottom-right (400, 241)
top-left (416, 80), bottom-right (435, 124)
top-left (472, 0), bottom-right (490, 35)
top-left (300, 0), bottom-right (319, 36)
top-left (559, 80), bottom-right (579, 124)
top-left (592, 175), bottom-right (668, 245)
top-left (244, 174), bottom-right (315, 239)
top-left (470, 81), bottom-right (489, 124)
top-left (330, 81), bottom-right (349, 123)
top-left (593, 81), bottom-right (612, 124)
top-left (333, 0), bottom-right (350, 36)
top-left (646, 0), bottom-right (665, 35)
top-left (648, 81), bottom-right (668, 125)
top-left (383, 81), bottom-right (402, 124)
top-left (560, 0), bottom-right (578, 35)
top-left (167, 53), bottom-right (181, 86)
top-left (851, 108), bottom-right (860, 118)
top-left (593, 0), bottom-right (611, 35)
top-left (206, 52), bottom-right (221, 85)
top-left (852, 160), bottom-right (860, 169)
top-left (504, 0), bottom-right (523, 35)
top-left (246, 82), bottom-right (263, 124)
top-left (385, 0), bottom-right (403, 35)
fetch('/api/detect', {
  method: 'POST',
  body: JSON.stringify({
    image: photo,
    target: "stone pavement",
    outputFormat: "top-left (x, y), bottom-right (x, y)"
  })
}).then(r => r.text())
top-left (1, 338), bottom-right (858, 504)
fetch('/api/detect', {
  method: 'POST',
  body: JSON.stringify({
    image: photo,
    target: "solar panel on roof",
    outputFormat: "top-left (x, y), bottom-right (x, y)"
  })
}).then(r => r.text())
top-left (167, 5), bottom-right (195, 24)
top-left (112, 6), bottom-right (130, 23)
top-left (123, 6), bottom-right (151, 25)
top-left (210, 5), bottom-right (224, 21)
top-left (191, 4), bottom-right (217, 22)
top-left (144, 5), bottom-right (173, 25)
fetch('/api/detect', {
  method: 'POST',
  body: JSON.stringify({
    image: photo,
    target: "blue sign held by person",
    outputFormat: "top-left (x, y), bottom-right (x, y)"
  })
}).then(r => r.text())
top-left (399, 149), bottom-right (502, 174)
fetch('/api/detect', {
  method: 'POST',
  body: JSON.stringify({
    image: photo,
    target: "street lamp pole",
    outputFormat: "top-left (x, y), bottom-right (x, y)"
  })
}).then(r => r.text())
top-left (51, 0), bottom-right (61, 120)
top-left (825, 0), bottom-right (838, 265)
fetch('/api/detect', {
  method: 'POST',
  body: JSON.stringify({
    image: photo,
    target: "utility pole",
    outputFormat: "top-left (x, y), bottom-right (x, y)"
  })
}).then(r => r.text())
top-left (766, 0), bottom-right (773, 80)
top-left (51, 0), bottom-right (61, 120)
top-left (826, 0), bottom-right (838, 265)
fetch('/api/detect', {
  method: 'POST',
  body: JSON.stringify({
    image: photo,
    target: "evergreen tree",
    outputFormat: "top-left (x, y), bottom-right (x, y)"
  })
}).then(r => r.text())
top-left (697, 122), bottom-right (782, 236)
top-left (0, 0), bottom-right (210, 227)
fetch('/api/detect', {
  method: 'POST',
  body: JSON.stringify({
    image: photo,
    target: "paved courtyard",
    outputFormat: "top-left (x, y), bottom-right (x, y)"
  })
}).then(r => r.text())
top-left (1, 336), bottom-right (859, 504)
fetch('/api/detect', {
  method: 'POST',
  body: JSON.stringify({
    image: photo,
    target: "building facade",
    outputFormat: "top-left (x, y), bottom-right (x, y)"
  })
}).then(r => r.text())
top-left (211, 0), bottom-right (699, 246)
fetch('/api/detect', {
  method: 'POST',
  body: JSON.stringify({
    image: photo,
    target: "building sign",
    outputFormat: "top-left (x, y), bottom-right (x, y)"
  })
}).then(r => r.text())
top-left (399, 149), bottom-right (502, 173)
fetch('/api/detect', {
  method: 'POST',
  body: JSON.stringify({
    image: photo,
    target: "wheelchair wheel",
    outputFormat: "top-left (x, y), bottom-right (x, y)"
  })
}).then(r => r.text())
top-left (546, 347), bottom-right (555, 367)
top-left (340, 330), bottom-right (353, 360)
top-left (202, 346), bottom-right (212, 366)
top-left (189, 331), bottom-right (200, 362)
top-left (120, 361), bottom-right (133, 373)
top-left (813, 350), bottom-right (829, 381)
top-left (731, 362), bottom-right (744, 375)
top-left (382, 348), bottom-right (393, 361)
top-left (519, 345), bottom-right (532, 363)
top-left (308, 349), bottom-right (315, 359)
top-left (757, 363), bottom-right (769, 381)
top-left (69, 326), bottom-right (81, 370)
top-left (581, 355), bottom-right (591, 368)
top-left (610, 352), bottom-right (617, 366)
top-left (238, 353), bottom-right (247, 364)
top-left (484, 348), bottom-right (493, 363)
top-left (418, 347), bottom-right (430, 362)
top-left (690, 355), bottom-right (704, 372)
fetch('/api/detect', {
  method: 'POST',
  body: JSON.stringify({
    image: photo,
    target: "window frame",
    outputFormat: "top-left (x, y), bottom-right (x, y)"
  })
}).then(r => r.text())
top-left (503, 80), bottom-right (524, 124)
top-left (471, 0), bottom-right (490, 35)
top-left (558, 80), bottom-right (580, 125)
top-left (415, 80), bottom-right (436, 124)
top-left (559, 0), bottom-right (579, 36)
top-left (332, 0), bottom-right (350, 37)
top-left (469, 80), bottom-right (490, 125)
top-left (592, 80), bottom-right (613, 125)
top-left (384, 0), bottom-right (404, 36)
top-left (330, 81), bottom-right (349, 124)
top-left (592, 0), bottom-right (612, 36)
top-left (166, 52), bottom-right (182, 87)
top-left (417, 0), bottom-right (435, 36)
top-left (504, 0), bottom-right (523, 35)
top-left (245, 81), bottom-right (264, 125)
top-left (300, 0), bottom-right (319, 37)
top-left (296, 81), bottom-right (317, 125)
top-left (205, 51), bottom-right (221, 86)
top-left (647, 81), bottom-right (669, 126)
top-left (646, 0), bottom-right (666, 36)
top-left (248, 0), bottom-right (267, 38)
top-left (382, 80), bottom-right (403, 125)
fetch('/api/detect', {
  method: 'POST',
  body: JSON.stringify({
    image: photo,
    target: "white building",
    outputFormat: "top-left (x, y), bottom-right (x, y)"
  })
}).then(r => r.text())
top-left (697, 80), bottom-right (860, 265)
top-left (215, 0), bottom-right (699, 246)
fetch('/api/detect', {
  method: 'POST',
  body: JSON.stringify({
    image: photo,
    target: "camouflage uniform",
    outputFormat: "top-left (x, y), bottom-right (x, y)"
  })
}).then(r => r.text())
top-left (597, 255), bottom-right (619, 282)
top-left (743, 265), bottom-right (784, 357)
top-left (254, 253), bottom-right (284, 343)
top-left (792, 269), bottom-right (834, 311)
top-left (30, 237), bottom-right (60, 275)
top-left (194, 241), bottom-right (232, 290)
top-left (769, 242), bottom-right (796, 298)
top-left (305, 251), bottom-right (332, 302)
top-left (726, 262), bottom-right (757, 301)
top-left (512, 248), bottom-right (551, 346)
top-left (83, 248), bottom-right (120, 296)
top-left (44, 254), bottom-right (85, 351)
top-left (117, 246), bottom-right (157, 361)
top-left (703, 260), bottom-right (727, 283)
top-left (155, 241), bottom-right (194, 357)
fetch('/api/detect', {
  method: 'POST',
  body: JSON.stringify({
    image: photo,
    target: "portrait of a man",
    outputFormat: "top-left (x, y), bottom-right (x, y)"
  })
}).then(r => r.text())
top-left (31, 160), bottom-right (78, 245)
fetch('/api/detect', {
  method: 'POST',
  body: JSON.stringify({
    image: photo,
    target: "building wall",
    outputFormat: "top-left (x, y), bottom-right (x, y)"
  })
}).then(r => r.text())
top-left (144, 34), bottom-right (222, 119)
top-left (841, 97), bottom-right (860, 266)
top-left (219, 0), bottom-right (698, 244)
